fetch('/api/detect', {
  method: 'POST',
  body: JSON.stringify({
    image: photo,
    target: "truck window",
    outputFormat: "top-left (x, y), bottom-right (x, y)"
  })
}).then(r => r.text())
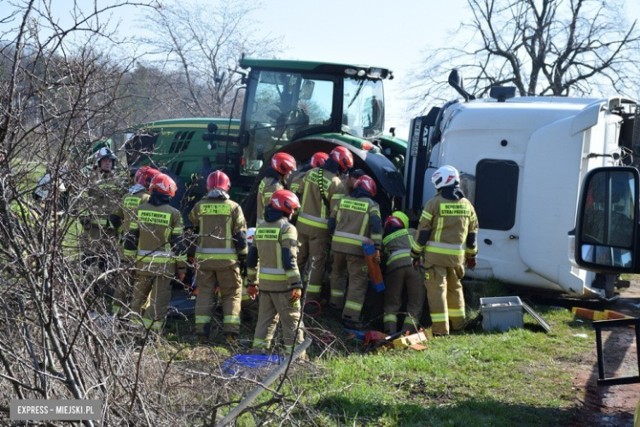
top-left (580, 169), bottom-right (635, 268)
top-left (474, 159), bottom-right (518, 230)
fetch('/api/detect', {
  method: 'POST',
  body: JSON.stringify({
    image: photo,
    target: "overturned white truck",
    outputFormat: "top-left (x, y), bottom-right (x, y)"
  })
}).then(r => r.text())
top-left (404, 71), bottom-right (639, 298)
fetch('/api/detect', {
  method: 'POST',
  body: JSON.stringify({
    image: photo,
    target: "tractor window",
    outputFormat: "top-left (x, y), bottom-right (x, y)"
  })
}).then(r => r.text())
top-left (243, 71), bottom-right (333, 172)
top-left (343, 78), bottom-right (384, 138)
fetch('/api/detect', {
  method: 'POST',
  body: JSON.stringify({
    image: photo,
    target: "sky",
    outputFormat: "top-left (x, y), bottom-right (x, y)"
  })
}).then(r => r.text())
top-left (17, 0), bottom-right (640, 140)
top-left (252, 0), bottom-right (472, 139)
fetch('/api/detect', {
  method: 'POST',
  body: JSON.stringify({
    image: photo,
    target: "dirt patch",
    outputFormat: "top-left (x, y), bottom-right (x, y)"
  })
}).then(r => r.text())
top-left (569, 284), bottom-right (640, 426)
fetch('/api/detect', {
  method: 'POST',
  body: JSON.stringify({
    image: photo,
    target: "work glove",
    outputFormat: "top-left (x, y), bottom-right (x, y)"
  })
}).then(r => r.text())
top-left (247, 284), bottom-right (259, 300)
top-left (290, 287), bottom-right (302, 302)
top-left (465, 257), bottom-right (477, 270)
top-left (238, 254), bottom-right (247, 277)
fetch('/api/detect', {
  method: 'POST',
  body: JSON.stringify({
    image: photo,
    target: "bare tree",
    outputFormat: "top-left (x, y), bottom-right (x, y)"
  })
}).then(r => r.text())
top-left (140, 0), bottom-right (281, 118)
top-left (410, 0), bottom-right (640, 110)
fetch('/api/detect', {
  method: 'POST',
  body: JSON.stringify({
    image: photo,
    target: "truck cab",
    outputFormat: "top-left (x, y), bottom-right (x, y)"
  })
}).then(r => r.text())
top-left (405, 71), bottom-right (639, 298)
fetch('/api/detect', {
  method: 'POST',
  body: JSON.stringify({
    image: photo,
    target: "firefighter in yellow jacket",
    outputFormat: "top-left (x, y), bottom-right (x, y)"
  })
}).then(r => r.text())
top-left (297, 147), bottom-right (353, 304)
top-left (410, 165), bottom-right (478, 336)
top-left (256, 152), bottom-right (297, 225)
top-left (329, 175), bottom-right (382, 329)
top-left (125, 173), bottom-right (187, 331)
top-left (246, 189), bottom-right (304, 354)
top-left (109, 165), bottom-right (160, 316)
top-left (382, 211), bottom-right (425, 334)
top-left (79, 147), bottom-right (125, 272)
top-left (187, 170), bottom-right (248, 342)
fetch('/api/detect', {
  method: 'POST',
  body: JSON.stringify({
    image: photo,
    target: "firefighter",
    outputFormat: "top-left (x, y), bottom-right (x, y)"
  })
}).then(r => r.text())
top-left (297, 147), bottom-right (353, 305)
top-left (125, 173), bottom-right (187, 331)
top-left (288, 152), bottom-right (327, 197)
top-left (256, 152), bottom-right (297, 225)
top-left (382, 211), bottom-right (425, 334)
top-left (410, 165), bottom-right (478, 336)
top-left (79, 147), bottom-right (125, 272)
top-left (246, 189), bottom-right (304, 354)
top-left (109, 165), bottom-right (160, 316)
top-left (328, 175), bottom-right (382, 329)
top-left (344, 168), bottom-right (365, 194)
top-left (187, 170), bottom-right (247, 343)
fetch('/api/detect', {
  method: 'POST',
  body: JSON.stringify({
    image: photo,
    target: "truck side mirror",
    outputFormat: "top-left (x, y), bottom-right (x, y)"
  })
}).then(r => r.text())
top-left (575, 167), bottom-right (639, 273)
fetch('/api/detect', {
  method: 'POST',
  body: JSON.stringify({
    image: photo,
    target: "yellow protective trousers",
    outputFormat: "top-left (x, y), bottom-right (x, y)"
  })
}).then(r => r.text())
top-left (423, 264), bottom-right (466, 335)
top-left (195, 265), bottom-right (242, 335)
top-left (383, 265), bottom-right (425, 334)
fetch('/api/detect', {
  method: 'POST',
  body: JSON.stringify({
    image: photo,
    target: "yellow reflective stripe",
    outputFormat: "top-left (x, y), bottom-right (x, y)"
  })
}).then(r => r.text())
top-left (306, 284), bottom-right (322, 293)
top-left (382, 229), bottom-right (409, 245)
top-left (123, 249), bottom-right (137, 257)
top-left (252, 338), bottom-right (269, 348)
top-left (411, 240), bottom-right (424, 253)
top-left (388, 250), bottom-right (411, 265)
top-left (333, 235), bottom-right (364, 247)
top-left (90, 218), bottom-right (110, 227)
top-left (259, 272), bottom-right (288, 281)
top-left (344, 300), bottom-right (363, 312)
top-left (384, 314), bottom-right (397, 323)
top-left (136, 255), bottom-right (174, 263)
top-left (297, 215), bottom-right (329, 229)
top-left (139, 210), bottom-right (171, 226)
top-left (466, 247), bottom-right (478, 256)
top-left (420, 210), bottom-right (432, 221)
top-left (196, 253), bottom-right (238, 260)
top-left (371, 232), bottom-right (382, 242)
top-left (173, 227), bottom-right (184, 234)
top-left (449, 308), bottom-right (465, 318)
top-left (425, 246), bottom-right (465, 256)
top-left (439, 202), bottom-right (471, 216)
top-left (434, 217), bottom-right (444, 242)
top-left (195, 315), bottom-right (212, 325)
top-left (282, 230), bottom-right (297, 240)
top-left (331, 289), bottom-right (344, 297)
top-left (285, 270), bottom-right (299, 280)
top-left (431, 312), bottom-right (448, 322)
top-left (224, 315), bottom-right (241, 325)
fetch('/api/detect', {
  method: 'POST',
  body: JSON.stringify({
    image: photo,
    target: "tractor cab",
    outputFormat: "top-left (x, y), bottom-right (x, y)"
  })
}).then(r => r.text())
top-left (237, 57), bottom-right (389, 174)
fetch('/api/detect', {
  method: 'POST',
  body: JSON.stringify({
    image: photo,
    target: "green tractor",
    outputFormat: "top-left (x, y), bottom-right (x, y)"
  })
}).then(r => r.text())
top-left (124, 57), bottom-right (408, 225)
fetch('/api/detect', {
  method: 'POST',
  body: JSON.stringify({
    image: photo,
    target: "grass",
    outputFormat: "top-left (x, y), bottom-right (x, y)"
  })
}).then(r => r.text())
top-left (286, 304), bottom-right (593, 426)
top-left (154, 280), bottom-right (600, 426)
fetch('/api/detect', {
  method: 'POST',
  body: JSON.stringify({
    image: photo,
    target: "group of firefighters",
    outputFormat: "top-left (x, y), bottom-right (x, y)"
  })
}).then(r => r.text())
top-left (64, 144), bottom-right (478, 356)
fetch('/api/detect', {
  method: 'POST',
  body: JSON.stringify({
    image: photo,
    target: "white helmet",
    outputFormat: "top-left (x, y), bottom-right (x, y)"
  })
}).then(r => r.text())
top-left (94, 147), bottom-right (116, 166)
top-left (432, 165), bottom-right (460, 189)
top-left (246, 227), bottom-right (256, 246)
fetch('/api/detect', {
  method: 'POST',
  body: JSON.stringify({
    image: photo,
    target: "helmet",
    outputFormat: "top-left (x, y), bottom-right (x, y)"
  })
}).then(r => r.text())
top-left (390, 211), bottom-right (409, 228)
top-left (134, 166), bottom-right (160, 188)
top-left (246, 227), bottom-right (256, 246)
top-left (269, 189), bottom-right (300, 216)
top-left (354, 175), bottom-right (377, 197)
top-left (329, 146), bottom-right (354, 172)
top-left (384, 215), bottom-right (405, 230)
top-left (206, 170), bottom-right (231, 192)
top-left (432, 165), bottom-right (460, 190)
top-left (271, 152), bottom-right (297, 176)
top-left (310, 152), bottom-right (329, 168)
top-left (94, 147), bottom-right (116, 166)
top-left (149, 173), bottom-right (177, 197)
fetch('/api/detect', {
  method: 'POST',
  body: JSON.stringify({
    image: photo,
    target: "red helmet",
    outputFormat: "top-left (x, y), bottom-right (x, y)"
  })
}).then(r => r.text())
top-left (354, 175), bottom-right (377, 197)
top-left (149, 173), bottom-right (177, 197)
top-left (384, 215), bottom-right (405, 230)
top-left (206, 170), bottom-right (231, 191)
top-left (310, 152), bottom-right (329, 168)
top-left (269, 189), bottom-right (300, 216)
top-left (271, 152), bottom-right (297, 176)
top-left (329, 146), bottom-right (354, 172)
top-left (134, 166), bottom-right (160, 188)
